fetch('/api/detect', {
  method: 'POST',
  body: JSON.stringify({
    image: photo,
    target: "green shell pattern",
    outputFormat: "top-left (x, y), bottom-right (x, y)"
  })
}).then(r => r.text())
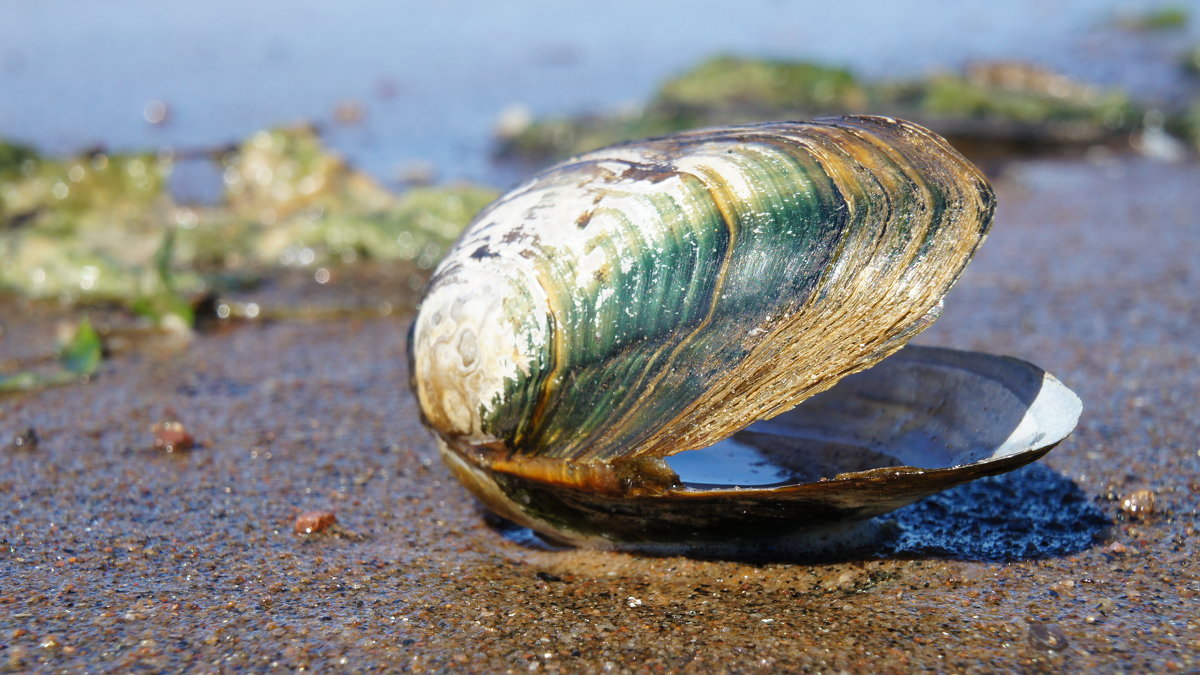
top-left (410, 116), bottom-right (995, 468)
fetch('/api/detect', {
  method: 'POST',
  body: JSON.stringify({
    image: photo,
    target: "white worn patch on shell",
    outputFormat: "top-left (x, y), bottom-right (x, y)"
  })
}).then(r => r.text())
top-left (412, 266), bottom-right (548, 442)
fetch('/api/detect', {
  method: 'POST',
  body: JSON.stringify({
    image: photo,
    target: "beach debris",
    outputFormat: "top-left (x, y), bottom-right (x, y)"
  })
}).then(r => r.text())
top-left (9, 427), bottom-right (40, 451)
top-left (1120, 489), bottom-right (1157, 519)
top-left (151, 414), bottom-right (196, 453)
top-left (294, 510), bottom-right (337, 535)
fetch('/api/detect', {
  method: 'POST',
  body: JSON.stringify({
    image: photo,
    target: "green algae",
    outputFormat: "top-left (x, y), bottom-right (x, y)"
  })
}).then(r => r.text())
top-left (654, 55), bottom-right (869, 118)
top-left (912, 64), bottom-right (1138, 130)
top-left (179, 127), bottom-right (496, 273)
top-left (1184, 46), bottom-right (1200, 74)
top-left (1117, 5), bottom-right (1189, 31)
top-left (0, 149), bottom-right (180, 310)
top-left (497, 111), bottom-right (691, 168)
top-left (498, 56), bottom-right (870, 159)
top-left (0, 319), bottom-right (101, 393)
top-left (498, 56), bottom-right (1150, 162)
top-left (0, 140), bottom-right (38, 177)
top-left (57, 318), bottom-right (102, 377)
top-left (0, 127), bottom-right (497, 325)
top-left (1183, 100), bottom-right (1200, 151)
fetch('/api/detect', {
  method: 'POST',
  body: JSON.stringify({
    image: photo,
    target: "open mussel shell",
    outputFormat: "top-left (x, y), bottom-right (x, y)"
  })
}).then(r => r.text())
top-left (439, 345), bottom-right (1080, 550)
top-left (409, 115), bottom-right (1082, 550)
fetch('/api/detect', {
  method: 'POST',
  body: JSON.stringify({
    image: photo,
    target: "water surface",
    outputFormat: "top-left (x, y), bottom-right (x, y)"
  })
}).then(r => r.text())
top-left (2, 0), bottom-right (1196, 185)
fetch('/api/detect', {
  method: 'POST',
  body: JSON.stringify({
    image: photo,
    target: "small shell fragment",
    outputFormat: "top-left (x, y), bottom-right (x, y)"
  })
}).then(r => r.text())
top-left (152, 421), bottom-right (195, 453)
top-left (294, 510), bottom-right (337, 535)
top-left (1120, 489), bottom-right (1156, 519)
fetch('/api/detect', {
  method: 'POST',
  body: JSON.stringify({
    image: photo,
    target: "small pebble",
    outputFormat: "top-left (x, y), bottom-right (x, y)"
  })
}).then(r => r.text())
top-left (7, 645), bottom-right (28, 669)
top-left (152, 420), bottom-right (195, 452)
top-left (1120, 489), bottom-right (1156, 519)
top-left (1027, 622), bottom-right (1069, 651)
top-left (10, 427), bottom-right (39, 451)
top-left (1100, 541), bottom-right (1134, 555)
top-left (294, 510), bottom-right (337, 535)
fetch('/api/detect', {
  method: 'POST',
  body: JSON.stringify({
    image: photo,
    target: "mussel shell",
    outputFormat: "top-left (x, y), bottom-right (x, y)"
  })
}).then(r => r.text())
top-left (408, 115), bottom-right (1079, 550)
top-left (411, 116), bottom-right (994, 472)
top-left (436, 346), bottom-right (1081, 549)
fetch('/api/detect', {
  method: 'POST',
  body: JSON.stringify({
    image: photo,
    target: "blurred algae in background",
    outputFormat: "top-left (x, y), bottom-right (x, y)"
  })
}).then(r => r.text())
top-left (0, 126), bottom-right (495, 326)
top-left (2, 16), bottom-right (1199, 332)
top-left (1116, 4), bottom-right (1190, 31)
top-left (497, 55), bottom-right (1153, 161)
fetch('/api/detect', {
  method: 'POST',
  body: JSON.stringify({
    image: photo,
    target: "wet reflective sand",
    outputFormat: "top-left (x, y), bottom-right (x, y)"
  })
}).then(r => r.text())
top-left (1, 156), bottom-right (1197, 670)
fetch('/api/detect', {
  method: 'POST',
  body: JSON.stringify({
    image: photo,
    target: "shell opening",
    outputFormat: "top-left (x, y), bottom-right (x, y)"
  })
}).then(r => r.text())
top-left (665, 345), bottom-right (1082, 490)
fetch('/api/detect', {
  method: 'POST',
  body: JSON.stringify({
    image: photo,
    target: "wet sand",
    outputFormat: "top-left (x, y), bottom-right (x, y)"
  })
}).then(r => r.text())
top-left (2, 156), bottom-right (1198, 671)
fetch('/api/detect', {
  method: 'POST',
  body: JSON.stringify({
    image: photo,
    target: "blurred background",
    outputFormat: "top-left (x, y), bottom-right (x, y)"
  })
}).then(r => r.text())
top-left (3, 0), bottom-right (1199, 185)
top-left (1, 0), bottom-right (1199, 363)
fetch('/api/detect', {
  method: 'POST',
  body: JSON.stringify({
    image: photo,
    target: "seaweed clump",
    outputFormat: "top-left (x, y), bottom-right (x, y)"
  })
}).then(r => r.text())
top-left (497, 55), bottom-right (1150, 162)
top-left (0, 127), bottom-right (496, 326)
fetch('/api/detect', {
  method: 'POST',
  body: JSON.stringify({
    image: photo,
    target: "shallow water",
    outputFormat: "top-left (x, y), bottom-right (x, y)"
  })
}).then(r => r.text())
top-left (2, 0), bottom-right (1198, 185)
